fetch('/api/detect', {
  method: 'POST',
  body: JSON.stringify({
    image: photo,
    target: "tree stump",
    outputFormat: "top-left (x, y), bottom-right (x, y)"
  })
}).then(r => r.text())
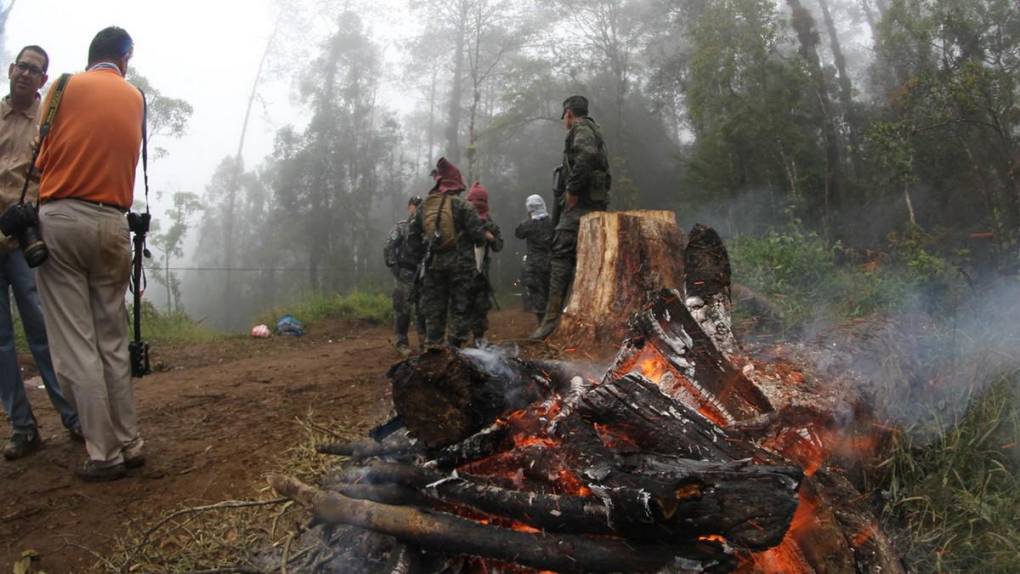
top-left (551, 210), bottom-right (685, 351)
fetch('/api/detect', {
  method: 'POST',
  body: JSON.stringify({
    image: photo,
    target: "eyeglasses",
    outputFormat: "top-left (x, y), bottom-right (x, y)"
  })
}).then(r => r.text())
top-left (14, 61), bottom-right (44, 77)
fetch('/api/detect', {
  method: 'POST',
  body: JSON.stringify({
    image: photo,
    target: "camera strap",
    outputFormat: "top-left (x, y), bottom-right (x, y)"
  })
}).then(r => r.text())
top-left (18, 73), bottom-right (72, 206)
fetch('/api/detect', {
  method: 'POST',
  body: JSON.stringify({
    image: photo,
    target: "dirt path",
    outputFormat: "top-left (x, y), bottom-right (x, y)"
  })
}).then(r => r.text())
top-left (0, 310), bottom-right (538, 573)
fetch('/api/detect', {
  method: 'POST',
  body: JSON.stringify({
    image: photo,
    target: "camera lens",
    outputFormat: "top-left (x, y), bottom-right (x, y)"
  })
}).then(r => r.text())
top-left (20, 229), bottom-right (49, 268)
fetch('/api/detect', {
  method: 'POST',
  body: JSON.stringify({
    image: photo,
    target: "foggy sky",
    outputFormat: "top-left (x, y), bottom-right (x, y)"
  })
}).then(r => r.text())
top-left (4, 0), bottom-right (418, 219)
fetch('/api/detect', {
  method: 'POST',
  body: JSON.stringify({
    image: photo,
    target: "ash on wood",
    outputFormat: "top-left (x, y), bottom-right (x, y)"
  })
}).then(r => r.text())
top-left (274, 229), bottom-right (907, 574)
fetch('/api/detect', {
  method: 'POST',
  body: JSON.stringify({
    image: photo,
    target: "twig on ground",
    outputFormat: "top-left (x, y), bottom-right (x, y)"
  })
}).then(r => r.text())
top-left (119, 498), bottom-right (289, 573)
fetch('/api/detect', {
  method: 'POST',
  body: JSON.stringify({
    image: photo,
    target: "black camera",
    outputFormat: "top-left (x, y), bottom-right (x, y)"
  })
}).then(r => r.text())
top-left (127, 211), bottom-right (150, 235)
top-left (130, 340), bottom-right (150, 378)
top-left (0, 203), bottom-right (48, 267)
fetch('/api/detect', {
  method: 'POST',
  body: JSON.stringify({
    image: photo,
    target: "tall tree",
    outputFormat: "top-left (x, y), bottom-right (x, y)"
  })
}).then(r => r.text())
top-left (787, 0), bottom-right (844, 232)
top-left (150, 192), bottom-right (203, 313)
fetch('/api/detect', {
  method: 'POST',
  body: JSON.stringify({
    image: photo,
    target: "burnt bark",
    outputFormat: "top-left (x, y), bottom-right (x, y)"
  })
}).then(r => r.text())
top-left (611, 289), bottom-right (773, 423)
top-left (270, 474), bottom-right (733, 573)
top-left (388, 348), bottom-right (551, 448)
top-left (343, 461), bottom-right (799, 551)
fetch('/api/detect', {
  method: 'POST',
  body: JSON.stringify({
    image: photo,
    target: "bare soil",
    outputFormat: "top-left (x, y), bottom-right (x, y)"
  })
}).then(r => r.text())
top-left (0, 310), bottom-right (538, 573)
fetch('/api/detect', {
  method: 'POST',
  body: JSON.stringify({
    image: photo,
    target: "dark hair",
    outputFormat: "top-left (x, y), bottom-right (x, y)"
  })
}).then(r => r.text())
top-left (408, 196), bottom-right (423, 207)
top-left (88, 26), bottom-right (133, 66)
top-left (15, 45), bottom-right (49, 72)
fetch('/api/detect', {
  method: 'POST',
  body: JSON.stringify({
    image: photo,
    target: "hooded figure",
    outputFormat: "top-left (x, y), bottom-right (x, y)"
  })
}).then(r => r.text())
top-left (516, 194), bottom-right (555, 324)
top-left (526, 194), bottom-right (549, 220)
top-left (406, 158), bottom-right (490, 349)
top-left (467, 182), bottom-right (490, 220)
top-left (432, 157), bottom-right (466, 195)
top-left (465, 181), bottom-right (503, 346)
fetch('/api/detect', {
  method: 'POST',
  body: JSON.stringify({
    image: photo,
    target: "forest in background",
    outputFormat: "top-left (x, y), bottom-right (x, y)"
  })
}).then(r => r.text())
top-left (178, 0), bottom-right (1019, 329)
top-left (1, 0), bottom-right (1018, 330)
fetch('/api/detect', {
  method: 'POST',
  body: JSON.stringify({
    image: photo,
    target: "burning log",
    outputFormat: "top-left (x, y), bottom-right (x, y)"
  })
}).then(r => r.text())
top-left (269, 474), bottom-right (734, 573)
top-left (551, 210), bottom-right (686, 349)
top-left (276, 224), bottom-right (908, 574)
top-left (388, 347), bottom-right (552, 448)
top-left (334, 460), bottom-right (798, 550)
top-left (577, 372), bottom-right (764, 462)
top-left (609, 288), bottom-right (773, 423)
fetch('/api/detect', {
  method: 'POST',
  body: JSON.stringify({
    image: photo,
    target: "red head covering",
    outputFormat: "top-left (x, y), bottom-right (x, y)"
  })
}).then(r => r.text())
top-left (431, 157), bottom-right (466, 195)
top-left (467, 181), bottom-right (489, 220)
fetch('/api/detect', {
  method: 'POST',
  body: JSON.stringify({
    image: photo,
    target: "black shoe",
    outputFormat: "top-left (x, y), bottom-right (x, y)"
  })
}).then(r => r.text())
top-left (74, 460), bottom-right (127, 482)
top-left (3, 432), bottom-right (41, 460)
top-left (123, 439), bottom-right (145, 469)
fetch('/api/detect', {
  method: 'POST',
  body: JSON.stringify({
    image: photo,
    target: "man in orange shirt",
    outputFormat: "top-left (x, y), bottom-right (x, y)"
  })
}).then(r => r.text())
top-left (36, 27), bottom-right (144, 482)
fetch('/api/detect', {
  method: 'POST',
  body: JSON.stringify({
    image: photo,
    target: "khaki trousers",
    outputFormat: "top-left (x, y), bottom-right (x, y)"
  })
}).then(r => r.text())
top-left (37, 199), bottom-right (140, 466)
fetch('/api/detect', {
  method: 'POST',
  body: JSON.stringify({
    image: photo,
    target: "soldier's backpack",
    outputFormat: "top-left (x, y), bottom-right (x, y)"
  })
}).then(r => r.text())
top-left (421, 192), bottom-right (458, 251)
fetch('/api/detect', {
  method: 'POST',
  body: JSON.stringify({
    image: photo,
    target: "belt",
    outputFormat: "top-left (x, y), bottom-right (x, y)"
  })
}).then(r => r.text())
top-left (47, 197), bottom-right (129, 214)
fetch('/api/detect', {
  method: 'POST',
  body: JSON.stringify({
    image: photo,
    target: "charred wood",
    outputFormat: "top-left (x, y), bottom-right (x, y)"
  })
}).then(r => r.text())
top-left (389, 348), bottom-right (552, 448)
top-left (339, 461), bottom-right (798, 550)
top-left (615, 289), bottom-right (773, 422)
top-left (577, 373), bottom-right (763, 463)
top-left (270, 474), bottom-right (734, 573)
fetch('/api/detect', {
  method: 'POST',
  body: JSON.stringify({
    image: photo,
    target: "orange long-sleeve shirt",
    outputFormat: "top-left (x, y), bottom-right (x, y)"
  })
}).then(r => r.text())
top-left (36, 67), bottom-right (142, 210)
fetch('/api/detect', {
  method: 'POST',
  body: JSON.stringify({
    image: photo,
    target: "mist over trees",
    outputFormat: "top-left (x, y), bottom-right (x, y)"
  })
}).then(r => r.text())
top-left (177, 0), bottom-right (1019, 329)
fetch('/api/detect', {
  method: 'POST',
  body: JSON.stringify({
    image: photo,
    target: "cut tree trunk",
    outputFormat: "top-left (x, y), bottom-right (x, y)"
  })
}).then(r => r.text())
top-left (551, 210), bottom-right (685, 351)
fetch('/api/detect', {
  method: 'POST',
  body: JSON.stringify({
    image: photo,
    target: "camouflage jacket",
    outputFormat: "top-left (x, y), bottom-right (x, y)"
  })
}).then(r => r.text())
top-left (562, 116), bottom-right (611, 206)
top-left (515, 216), bottom-right (554, 269)
top-left (476, 220), bottom-right (504, 277)
top-left (407, 193), bottom-right (488, 273)
top-left (384, 219), bottom-right (422, 279)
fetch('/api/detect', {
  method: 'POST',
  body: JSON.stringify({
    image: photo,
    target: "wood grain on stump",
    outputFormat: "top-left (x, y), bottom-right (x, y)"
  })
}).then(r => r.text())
top-left (551, 210), bottom-right (685, 350)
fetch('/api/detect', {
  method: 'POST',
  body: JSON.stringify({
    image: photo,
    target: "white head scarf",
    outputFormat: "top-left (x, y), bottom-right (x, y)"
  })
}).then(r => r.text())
top-left (526, 194), bottom-right (549, 220)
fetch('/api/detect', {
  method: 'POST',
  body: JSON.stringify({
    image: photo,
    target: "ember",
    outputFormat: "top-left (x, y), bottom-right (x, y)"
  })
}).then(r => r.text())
top-left (272, 224), bottom-right (903, 574)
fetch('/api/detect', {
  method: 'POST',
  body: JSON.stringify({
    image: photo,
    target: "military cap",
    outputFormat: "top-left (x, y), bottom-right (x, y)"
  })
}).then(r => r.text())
top-left (561, 95), bottom-right (589, 119)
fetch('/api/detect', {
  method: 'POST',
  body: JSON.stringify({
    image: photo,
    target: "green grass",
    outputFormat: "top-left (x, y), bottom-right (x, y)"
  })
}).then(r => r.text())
top-left (729, 224), bottom-right (960, 331)
top-left (256, 290), bottom-right (392, 327)
top-left (136, 302), bottom-right (224, 345)
top-left (875, 374), bottom-right (1020, 573)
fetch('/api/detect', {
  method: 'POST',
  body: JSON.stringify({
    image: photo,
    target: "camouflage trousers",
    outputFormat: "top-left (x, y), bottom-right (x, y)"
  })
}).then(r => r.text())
top-left (521, 262), bottom-right (550, 317)
top-left (466, 274), bottom-right (493, 340)
top-left (419, 267), bottom-right (474, 347)
top-left (546, 203), bottom-right (606, 317)
top-left (392, 271), bottom-right (426, 347)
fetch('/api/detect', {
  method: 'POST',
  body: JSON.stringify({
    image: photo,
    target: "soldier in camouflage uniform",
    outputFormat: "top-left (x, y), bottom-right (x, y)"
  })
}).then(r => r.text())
top-left (384, 196), bottom-right (427, 356)
top-left (515, 194), bottom-right (554, 326)
top-left (407, 158), bottom-right (493, 349)
top-left (531, 95), bottom-right (611, 340)
top-left (465, 182), bottom-right (504, 346)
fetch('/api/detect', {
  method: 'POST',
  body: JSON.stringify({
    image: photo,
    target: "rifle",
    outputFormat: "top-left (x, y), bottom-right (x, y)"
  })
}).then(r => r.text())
top-left (552, 166), bottom-right (565, 228)
top-left (416, 193), bottom-right (447, 289)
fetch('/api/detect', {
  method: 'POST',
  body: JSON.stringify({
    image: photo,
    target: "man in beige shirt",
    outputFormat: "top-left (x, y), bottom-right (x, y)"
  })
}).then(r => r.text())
top-left (0, 45), bottom-right (81, 460)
